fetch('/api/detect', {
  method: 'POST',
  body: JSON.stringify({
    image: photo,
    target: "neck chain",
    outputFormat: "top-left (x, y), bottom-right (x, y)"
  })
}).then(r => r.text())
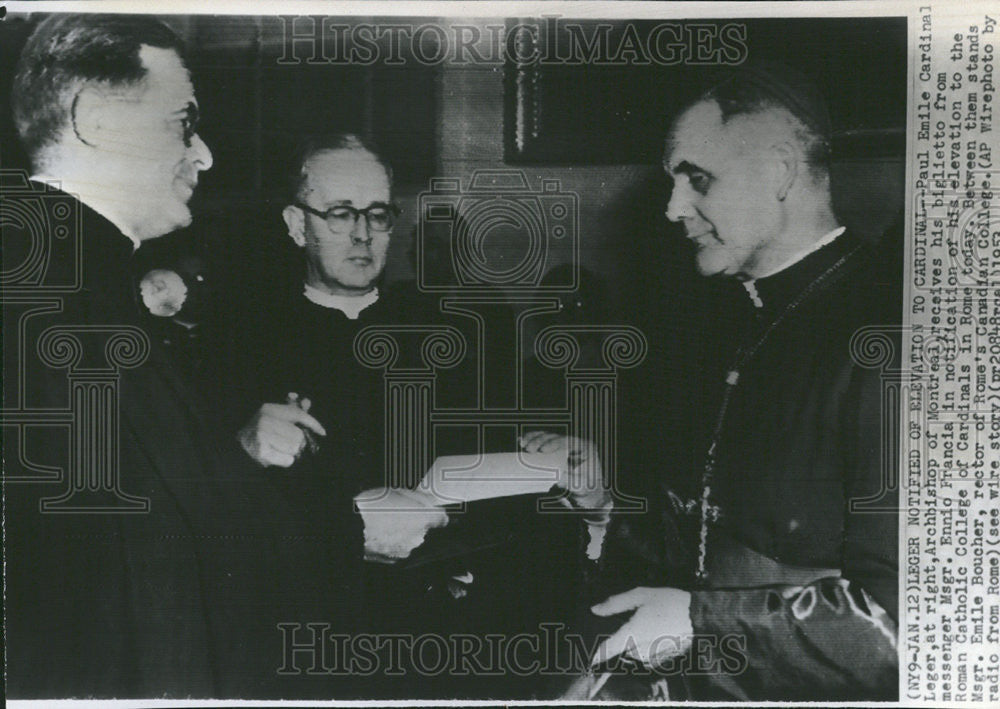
top-left (694, 244), bottom-right (864, 584)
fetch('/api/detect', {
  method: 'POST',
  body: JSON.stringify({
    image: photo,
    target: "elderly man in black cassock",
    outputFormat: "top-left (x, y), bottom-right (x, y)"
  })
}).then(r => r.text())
top-left (557, 65), bottom-right (900, 701)
top-left (2, 16), bottom-right (441, 699)
top-left (238, 136), bottom-right (410, 477)
top-left (235, 134), bottom-right (453, 554)
top-left (233, 135), bottom-right (605, 699)
top-left (232, 136), bottom-right (462, 694)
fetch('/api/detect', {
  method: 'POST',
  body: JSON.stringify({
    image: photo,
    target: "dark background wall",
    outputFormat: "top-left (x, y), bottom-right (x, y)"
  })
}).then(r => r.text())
top-left (1, 13), bottom-right (906, 342)
top-left (0, 11), bottom-right (908, 510)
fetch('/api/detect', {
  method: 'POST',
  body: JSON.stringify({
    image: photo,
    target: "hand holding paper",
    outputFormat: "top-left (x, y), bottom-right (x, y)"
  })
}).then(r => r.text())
top-left (520, 431), bottom-right (611, 515)
top-left (590, 587), bottom-right (693, 667)
top-left (354, 487), bottom-right (449, 563)
top-left (355, 434), bottom-right (610, 563)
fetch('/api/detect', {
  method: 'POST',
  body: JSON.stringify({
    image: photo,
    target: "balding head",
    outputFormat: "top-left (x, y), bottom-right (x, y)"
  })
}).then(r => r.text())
top-left (289, 133), bottom-right (392, 204)
top-left (694, 62), bottom-right (833, 182)
top-left (282, 135), bottom-right (396, 296)
top-left (663, 66), bottom-right (839, 279)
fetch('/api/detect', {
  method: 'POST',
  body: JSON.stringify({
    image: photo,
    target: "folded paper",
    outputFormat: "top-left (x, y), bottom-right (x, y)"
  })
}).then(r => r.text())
top-left (415, 450), bottom-right (566, 505)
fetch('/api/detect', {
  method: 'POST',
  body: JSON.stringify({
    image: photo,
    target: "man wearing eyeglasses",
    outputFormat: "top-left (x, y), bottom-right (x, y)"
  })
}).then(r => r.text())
top-left (4, 14), bottom-right (372, 699)
top-left (230, 135), bottom-right (460, 696)
top-left (238, 135), bottom-right (408, 475)
top-left (235, 136), bottom-right (449, 643)
top-left (288, 142), bottom-right (400, 319)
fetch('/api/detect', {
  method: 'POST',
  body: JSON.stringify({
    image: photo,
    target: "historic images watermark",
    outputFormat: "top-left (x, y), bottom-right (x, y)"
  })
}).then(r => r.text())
top-left (417, 171), bottom-right (579, 293)
top-left (0, 170), bottom-right (150, 513)
top-left (277, 17), bottom-right (749, 67)
top-left (277, 622), bottom-right (748, 678)
top-left (354, 169), bottom-right (648, 513)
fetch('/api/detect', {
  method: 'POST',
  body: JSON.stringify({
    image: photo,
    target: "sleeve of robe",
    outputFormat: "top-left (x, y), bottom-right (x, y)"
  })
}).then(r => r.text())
top-left (687, 361), bottom-right (899, 699)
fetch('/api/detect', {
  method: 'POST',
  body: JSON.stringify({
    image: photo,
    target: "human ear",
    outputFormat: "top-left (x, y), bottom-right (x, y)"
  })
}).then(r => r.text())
top-left (282, 204), bottom-right (306, 248)
top-left (772, 141), bottom-right (799, 201)
top-left (70, 87), bottom-right (111, 148)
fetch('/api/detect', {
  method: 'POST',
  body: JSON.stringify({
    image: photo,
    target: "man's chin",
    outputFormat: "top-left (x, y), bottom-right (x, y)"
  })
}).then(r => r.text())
top-left (326, 275), bottom-right (379, 293)
top-left (339, 266), bottom-right (382, 290)
top-left (173, 211), bottom-right (194, 233)
top-left (695, 251), bottom-right (729, 278)
top-left (137, 205), bottom-right (193, 241)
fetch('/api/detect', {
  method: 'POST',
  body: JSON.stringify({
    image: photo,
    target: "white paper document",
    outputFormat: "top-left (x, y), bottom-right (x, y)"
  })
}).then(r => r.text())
top-left (415, 451), bottom-right (566, 505)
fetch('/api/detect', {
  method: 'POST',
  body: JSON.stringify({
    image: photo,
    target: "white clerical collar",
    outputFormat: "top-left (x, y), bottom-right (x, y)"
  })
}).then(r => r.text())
top-left (30, 174), bottom-right (142, 251)
top-left (742, 226), bottom-right (846, 307)
top-left (303, 283), bottom-right (379, 319)
top-left (755, 226), bottom-right (846, 280)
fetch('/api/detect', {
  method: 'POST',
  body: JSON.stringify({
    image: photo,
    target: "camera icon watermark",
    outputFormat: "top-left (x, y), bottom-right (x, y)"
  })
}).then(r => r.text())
top-left (417, 170), bottom-right (579, 293)
top-left (1, 169), bottom-right (149, 513)
top-left (1, 171), bottom-right (82, 293)
top-left (360, 168), bottom-right (646, 515)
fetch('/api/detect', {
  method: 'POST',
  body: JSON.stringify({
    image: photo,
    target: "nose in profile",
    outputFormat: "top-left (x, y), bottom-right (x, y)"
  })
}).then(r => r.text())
top-left (189, 133), bottom-right (213, 172)
top-left (665, 180), bottom-right (695, 223)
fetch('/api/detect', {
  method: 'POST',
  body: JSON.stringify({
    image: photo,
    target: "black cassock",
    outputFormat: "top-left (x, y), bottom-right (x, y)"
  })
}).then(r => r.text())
top-left (240, 284), bottom-right (584, 698)
top-left (592, 231), bottom-right (900, 701)
top-left (3, 188), bottom-right (365, 699)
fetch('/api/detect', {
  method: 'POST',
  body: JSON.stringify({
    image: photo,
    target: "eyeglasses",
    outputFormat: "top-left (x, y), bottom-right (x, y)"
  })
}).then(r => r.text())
top-left (295, 202), bottom-right (400, 235)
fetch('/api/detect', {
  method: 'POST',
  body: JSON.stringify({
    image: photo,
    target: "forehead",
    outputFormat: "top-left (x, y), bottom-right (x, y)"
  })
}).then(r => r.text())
top-left (664, 101), bottom-right (732, 172)
top-left (302, 150), bottom-right (391, 203)
top-left (136, 45), bottom-right (195, 106)
top-left (664, 100), bottom-right (777, 174)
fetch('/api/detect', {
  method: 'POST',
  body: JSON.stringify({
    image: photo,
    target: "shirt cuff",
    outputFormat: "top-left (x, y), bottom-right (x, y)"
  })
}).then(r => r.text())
top-left (583, 506), bottom-right (612, 560)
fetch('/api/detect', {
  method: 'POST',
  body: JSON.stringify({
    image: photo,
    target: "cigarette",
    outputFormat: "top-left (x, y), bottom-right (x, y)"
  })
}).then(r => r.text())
top-left (287, 392), bottom-right (320, 454)
top-left (301, 427), bottom-right (320, 454)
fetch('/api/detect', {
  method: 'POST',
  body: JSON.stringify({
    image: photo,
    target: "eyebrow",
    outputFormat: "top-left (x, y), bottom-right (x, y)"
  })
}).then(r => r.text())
top-left (322, 200), bottom-right (393, 209)
top-left (669, 160), bottom-right (713, 179)
top-left (172, 102), bottom-right (199, 121)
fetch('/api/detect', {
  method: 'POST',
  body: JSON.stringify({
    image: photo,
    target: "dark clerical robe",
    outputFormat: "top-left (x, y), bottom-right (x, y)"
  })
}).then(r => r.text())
top-left (231, 284), bottom-right (456, 696)
top-left (240, 284), bottom-right (583, 698)
top-left (246, 283), bottom-right (455, 504)
top-left (596, 231), bottom-right (899, 701)
top-left (3, 189), bottom-right (356, 698)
